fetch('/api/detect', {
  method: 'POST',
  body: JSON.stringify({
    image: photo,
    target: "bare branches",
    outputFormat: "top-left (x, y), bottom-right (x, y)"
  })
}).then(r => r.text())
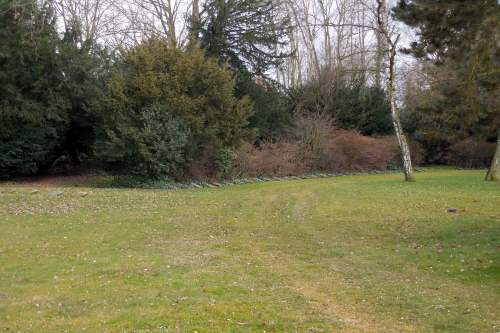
top-left (122, 0), bottom-right (191, 48)
top-left (54, 0), bottom-right (194, 49)
top-left (54, 0), bottom-right (118, 47)
top-left (279, 0), bottom-right (380, 87)
top-left (50, 0), bottom-right (410, 87)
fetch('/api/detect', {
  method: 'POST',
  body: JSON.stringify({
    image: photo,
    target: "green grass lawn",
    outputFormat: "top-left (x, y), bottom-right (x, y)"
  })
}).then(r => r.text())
top-left (0, 169), bottom-right (499, 332)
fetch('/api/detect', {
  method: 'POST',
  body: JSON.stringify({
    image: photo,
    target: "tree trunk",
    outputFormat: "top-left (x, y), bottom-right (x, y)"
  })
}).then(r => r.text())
top-left (486, 129), bottom-right (500, 181)
top-left (375, 30), bottom-right (385, 88)
top-left (376, 0), bottom-right (415, 182)
top-left (387, 45), bottom-right (415, 182)
top-left (191, 0), bottom-right (200, 39)
top-left (374, 0), bottom-right (388, 89)
top-left (318, 0), bottom-right (332, 69)
top-left (166, 0), bottom-right (177, 48)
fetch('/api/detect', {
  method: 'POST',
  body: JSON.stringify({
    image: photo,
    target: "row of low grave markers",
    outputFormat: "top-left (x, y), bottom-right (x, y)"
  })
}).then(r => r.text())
top-left (155, 169), bottom-right (418, 190)
top-left (1, 169), bottom-right (419, 195)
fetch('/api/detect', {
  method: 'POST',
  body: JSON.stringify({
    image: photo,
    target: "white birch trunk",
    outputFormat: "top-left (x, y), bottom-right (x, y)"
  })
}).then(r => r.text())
top-left (376, 0), bottom-right (415, 182)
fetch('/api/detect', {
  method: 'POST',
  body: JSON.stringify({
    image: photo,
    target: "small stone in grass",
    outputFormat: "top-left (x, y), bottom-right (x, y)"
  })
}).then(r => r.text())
top-left (30, 190), bottom-right (40, 194)
top-left (50, 191), bottom-right (64, 197)
top-left (79, 192), bottom-right (89, 197)
top-left (446, 208), bottom-right (458, 213)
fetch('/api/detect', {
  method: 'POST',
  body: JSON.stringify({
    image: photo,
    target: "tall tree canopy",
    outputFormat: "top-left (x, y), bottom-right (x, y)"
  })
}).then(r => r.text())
top-left (0, 0), bottom-right (109, 178)
top-left (394, 0), bottom-right (500, 167)
top-left (58, 22), bottom-right (110, 164)
top-left (0, 0), bottom-right (68, 177)
top-left (199, 0), bottom-right (291, 77)
top-left (394, 1), bottom-right (499, 61)
top-left (197, 0), bottom-right (293, 140)
top-left (393, 0), bottom-right (499, 129)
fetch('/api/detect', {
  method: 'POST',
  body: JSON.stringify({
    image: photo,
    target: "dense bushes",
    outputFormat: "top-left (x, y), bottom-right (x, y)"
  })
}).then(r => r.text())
top-left (95, 41), bottom-right (253, 177)
top-left (234, 141), bottom-right (307, 177)
top-left (379, 136), bottom-right (425, 168)
top-left (447, 139), bottom-right (496, 168)
top-left (232, 115), bottom-right (420, 178)
top-left (235, 76), bottom-right (292, 140)
top-left (292, 71), bottom-right (393, 136)
top-left (2, 0), bottom-right (494, 180)
top-left (233, 119), bottom-right (494, 178)
top-left (96, 104), bottom-right (190, 176)
top-left (0, 0), bottom-right (108, 178)
top-left (331, 131), bottom-right (393, 171)
top-left (233, 132), bottom-right (395, 178)
top-left (0, 1), bottom-right (68, 178)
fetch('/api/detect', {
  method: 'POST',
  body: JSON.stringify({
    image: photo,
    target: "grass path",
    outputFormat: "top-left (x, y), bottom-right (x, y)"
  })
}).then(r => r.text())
top-left (0, 169), bottom-right (499, 332)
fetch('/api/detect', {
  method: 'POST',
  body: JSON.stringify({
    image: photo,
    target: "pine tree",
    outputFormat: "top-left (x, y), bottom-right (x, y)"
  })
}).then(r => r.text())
top-left (0, 0), bottom-right (69, 177)
top-left (197, 0), bottom-right (293, 139)
top-left (57, 22), bottom-right (109, 165)
top-left (394, 0), bottom-right (500, 179)
top-left (199, 0), bottom-right (291, 77)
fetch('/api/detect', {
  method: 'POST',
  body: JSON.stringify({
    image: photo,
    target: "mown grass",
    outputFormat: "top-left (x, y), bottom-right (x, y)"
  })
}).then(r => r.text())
top-left (0, 168), bottom-right (498, 332)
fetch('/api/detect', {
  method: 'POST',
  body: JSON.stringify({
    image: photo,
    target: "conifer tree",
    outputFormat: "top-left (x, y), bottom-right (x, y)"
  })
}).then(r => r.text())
top-left (394, 0), bottom-right (500, 180)
top-left (198, 0), bottom-right (293, 139)
top-left (199, 0), bottom-right (291, 77)
top-left (0, 0), bottom-right (68, 177)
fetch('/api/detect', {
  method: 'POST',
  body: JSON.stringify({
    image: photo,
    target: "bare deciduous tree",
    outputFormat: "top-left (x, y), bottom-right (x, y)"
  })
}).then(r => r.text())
top-left (54, 0), bottom-right (119, 47)
top-left (119, 0), bottom-right (193, 48)
top-left (281, 0), bottom-right (377, 87)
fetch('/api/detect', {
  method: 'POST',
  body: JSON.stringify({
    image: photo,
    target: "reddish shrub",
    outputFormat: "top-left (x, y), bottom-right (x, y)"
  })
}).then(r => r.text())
top-left (233, 114), bottom-right (426, 178)
top-left (233, 141), bottom-right (308, 177)
top-left (379, 136), bottom-right (425, 167)
top-left (332, 130), bottom-right (391, 171)
top-left (186, 155), bottom-right (212, 180)
top-left (310, 135), bottom-right (347, 171)
top-left (447, 139), bottom-right (495, 168)
top-left (234, 129), bottom-right (406, 177)
top-left (291, 113), bottom-right (342, 171)
top-left (292, 113), bottom-right (336, 151)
